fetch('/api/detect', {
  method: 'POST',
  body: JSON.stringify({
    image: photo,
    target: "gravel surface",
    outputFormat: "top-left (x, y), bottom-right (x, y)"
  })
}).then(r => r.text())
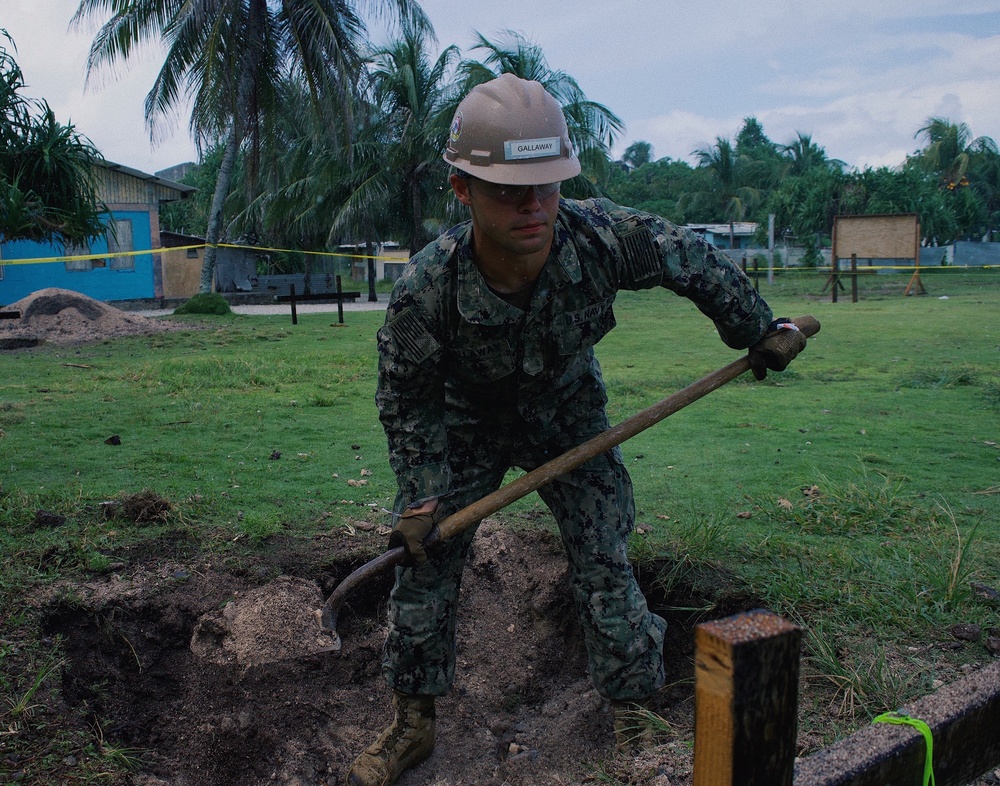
top-left (133, 296), bottom-right (389, 318)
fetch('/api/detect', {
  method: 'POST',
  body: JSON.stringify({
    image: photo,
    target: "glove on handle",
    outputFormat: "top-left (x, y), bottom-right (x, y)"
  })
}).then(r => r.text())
top-left (748, 316), bottom-right (811, 380)
top-left (388, 506), bottom-right (442, 566)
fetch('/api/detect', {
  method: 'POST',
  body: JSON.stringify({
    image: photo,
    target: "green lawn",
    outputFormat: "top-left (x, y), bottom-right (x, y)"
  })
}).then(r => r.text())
top-left (2, 268), bottom-right (998, 740)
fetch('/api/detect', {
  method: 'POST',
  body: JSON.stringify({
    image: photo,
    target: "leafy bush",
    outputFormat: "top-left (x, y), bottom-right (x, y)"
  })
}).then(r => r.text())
top-left (173, 293), bottom-right (232, 315)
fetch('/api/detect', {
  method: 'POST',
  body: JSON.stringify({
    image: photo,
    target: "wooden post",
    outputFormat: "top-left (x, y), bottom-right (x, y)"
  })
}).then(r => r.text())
top-left (694, 610), bottom-right (801, 786)
top-left (336, 275), bottom-right (345, 325)
top-left (289, 283), bottom-right (298, 325)
top-left (851, 254), bottom-right (859, 303)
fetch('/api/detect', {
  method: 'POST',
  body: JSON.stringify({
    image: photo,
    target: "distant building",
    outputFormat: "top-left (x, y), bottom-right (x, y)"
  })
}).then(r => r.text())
top-left (155, 162), bottom-right (197, 183)
top-left (159, 230), bottom-right (205, 299)
top-left (0, 161), bottom-right (194, 305)
top-left (685, 222), bottom-right (759, 250)
top-left (341, 242), bottom-right (410, 282)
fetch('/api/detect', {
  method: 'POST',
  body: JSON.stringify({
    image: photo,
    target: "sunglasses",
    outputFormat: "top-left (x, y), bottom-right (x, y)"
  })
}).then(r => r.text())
top-left (464, 176), bottom-right (561, 205)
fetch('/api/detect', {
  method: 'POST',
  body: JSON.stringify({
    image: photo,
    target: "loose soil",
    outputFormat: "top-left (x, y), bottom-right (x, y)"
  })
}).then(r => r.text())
top-left (0, 288), bottom-right (191, 349)
top-left (28, 519), bottom-right (710, 786)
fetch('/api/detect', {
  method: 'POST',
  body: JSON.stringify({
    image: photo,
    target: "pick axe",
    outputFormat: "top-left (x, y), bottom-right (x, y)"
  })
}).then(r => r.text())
top-left (317, 315), bottom-right (820, 651)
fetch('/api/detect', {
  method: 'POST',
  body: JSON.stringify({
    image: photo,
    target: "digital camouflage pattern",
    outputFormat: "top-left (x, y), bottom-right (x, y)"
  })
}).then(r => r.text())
top-left (375, 197), bottom-right (773, 701)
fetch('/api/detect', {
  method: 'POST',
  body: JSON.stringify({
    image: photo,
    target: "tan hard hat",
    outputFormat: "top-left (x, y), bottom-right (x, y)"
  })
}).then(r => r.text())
top-left (444, 74), bottom-right (581, 185)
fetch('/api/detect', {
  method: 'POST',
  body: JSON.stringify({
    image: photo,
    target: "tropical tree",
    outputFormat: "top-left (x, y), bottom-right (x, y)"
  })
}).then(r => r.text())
top-left (967, 138), bottom-right (1000, 239)
top-left (237, 75), bottom-right (350, 248)
top-left (621, 141), bottom-right (654, 170)
top-left (735, 117), bottom-right (779, 161)
top-left (685, 137), bottom-right (763, 247)
top-left (734, 116), bottom-right (786, 191)
top-left (913, 117), bottom-right (993, 190)
top-left (911, 117), bottom-right (1000, 240)
top-left (238, 21), bottom-right (455, 300)
top-left (763, 166), bottom-right (845, 245)
top-left (1, 30), bottom-right (107, 244)
top-left (605, 156), bottom-right (703, 224)
top-left (159, 144), bottom-right (223, 236)
top-left (455, 31), bottom-right (623, 197)
top-left (352, 21), bottom-right (458, 252)
top-left (71, 0), bottom-right (430, 293)
top-left (760, 133), bottom-right (847, 244)
top-left (781, 132), bottom-right (845, 177)
top-left (842, 166), bottom-right (958, 245)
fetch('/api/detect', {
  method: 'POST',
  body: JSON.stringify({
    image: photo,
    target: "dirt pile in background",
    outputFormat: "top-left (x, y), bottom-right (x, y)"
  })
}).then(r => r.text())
top-left (0, 288), bottom-right (188, 348)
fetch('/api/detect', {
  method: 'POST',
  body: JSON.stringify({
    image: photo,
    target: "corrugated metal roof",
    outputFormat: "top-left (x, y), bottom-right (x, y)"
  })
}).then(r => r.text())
top-left (99, 160), bottom-right (197, 197)
top-left (685, 222), bottom-right (758, 235)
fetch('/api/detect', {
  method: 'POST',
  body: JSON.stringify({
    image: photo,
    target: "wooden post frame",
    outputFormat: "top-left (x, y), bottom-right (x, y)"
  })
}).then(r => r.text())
top-left (831, 214), bottom-right (923, 300)
top-left (693, 610), bottom-right (802, 786)
top-left (795, 660), bottom-right (1000, 786)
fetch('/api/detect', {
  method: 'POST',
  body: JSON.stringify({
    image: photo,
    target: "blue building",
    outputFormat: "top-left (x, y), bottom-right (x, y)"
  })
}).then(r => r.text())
top-left (0, 161), bottom-right (194, 305)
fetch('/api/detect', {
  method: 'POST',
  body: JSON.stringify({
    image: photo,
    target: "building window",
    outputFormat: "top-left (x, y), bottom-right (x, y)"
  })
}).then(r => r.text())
top-left (64, 241), bottom-right (93, 272)
top-left (108, 220), bottom-right (135, 270)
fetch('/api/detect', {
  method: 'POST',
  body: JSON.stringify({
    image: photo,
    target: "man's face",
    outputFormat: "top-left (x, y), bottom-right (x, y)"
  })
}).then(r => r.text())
top-left (450, 173), bottom-right (561, 261)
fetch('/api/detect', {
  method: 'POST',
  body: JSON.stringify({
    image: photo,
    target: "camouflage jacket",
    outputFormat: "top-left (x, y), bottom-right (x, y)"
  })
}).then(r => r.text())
top-left (376, 197), bottom-right (773, 504)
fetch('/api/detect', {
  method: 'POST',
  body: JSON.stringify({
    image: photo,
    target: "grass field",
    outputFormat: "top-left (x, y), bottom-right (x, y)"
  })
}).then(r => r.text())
top-left (2, 266), bottom-right (999, 766)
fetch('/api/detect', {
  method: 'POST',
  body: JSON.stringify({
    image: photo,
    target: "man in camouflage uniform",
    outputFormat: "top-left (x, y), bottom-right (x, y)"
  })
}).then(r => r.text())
top-left (346, 74), bottom-right (806, 786)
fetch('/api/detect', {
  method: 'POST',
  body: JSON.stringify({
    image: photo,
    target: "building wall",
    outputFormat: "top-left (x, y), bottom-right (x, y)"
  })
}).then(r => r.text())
top-left (0, 210), bottom-right (156, 304)
top-left (161, 247), bottom-right (204, 298)
top-left (953, 241), bottom-right (1000, 267)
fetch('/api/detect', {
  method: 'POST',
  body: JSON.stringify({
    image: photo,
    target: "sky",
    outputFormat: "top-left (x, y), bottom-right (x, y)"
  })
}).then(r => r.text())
top-left (3, 0), bottom-right (1000, 178)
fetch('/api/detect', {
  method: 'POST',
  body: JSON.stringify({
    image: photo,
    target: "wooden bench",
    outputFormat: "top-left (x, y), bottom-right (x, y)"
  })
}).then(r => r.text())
top-left (274, 290), bottom-right (360, 304)
top-left (0, 310), bottom-right (21, 320)
top-left (274, 280), bottom-right (360, 324)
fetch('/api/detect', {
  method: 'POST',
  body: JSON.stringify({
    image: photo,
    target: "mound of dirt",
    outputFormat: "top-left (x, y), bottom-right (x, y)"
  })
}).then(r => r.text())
top-left (190, 576), bottom-right (337, 667)
top-left (37, 520), bottom-right (699, 786)
top-left (0, 288), bottom-right (189, 348)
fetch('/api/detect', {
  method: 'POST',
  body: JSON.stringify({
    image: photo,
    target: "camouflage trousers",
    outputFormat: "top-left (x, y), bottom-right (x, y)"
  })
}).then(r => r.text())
top-left (382, 405), bottom-right (666, 702)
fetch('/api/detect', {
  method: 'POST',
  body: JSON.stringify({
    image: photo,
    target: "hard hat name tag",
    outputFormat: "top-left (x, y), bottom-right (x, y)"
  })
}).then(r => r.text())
top-left (505, 137), bottom-right (561, 160)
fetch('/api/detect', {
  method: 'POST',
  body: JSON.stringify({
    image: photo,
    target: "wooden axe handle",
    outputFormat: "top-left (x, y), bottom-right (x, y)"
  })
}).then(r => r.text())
top-left (318, 315), bottom-right (820, 643)
top-left (435, 314), bottom-right (819, 541)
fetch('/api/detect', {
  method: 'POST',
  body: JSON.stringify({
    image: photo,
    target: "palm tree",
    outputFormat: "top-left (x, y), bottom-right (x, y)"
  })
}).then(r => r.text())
top-left (242, 21), bottom-right (454, 299)
top-left (781, 132), bottom-right (845, 177)
top-left (687, 137), bottom-right (762, 248)
top-left (71, 0), bottom-right (430, 293)
top-left (455, 31), bottom-right (623, 197)
top-left (357, 21), bottom-right (458, 252)
top-left (621, 141), bottom-right (654, 170)
top-left (912, 117), bottom-right (1000, 240)
top-left (914, 117), bottom-right (997, 191)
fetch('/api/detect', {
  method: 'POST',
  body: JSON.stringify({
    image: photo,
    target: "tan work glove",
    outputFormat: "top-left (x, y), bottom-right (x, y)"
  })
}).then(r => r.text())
top-left (748, 318), bottom-right (808, 380)
top-left (388, 502), bottom-right (442, 566)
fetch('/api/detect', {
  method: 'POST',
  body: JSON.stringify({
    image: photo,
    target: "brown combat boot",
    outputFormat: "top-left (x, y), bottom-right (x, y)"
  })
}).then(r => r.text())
top-left (611, 698), bottom-right (659, 752)
top-left (346, 691), bottom-right (436, 786)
